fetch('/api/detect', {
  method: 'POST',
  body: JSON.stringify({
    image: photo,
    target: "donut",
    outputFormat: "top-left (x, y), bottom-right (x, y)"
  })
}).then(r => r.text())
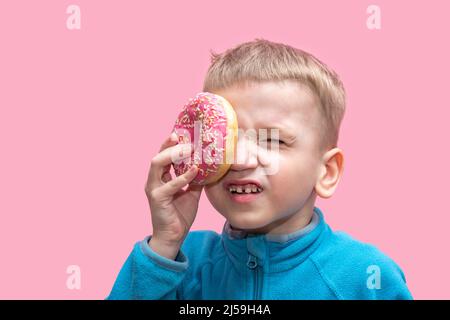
top-left (172, 92), bottom-right (238, 185)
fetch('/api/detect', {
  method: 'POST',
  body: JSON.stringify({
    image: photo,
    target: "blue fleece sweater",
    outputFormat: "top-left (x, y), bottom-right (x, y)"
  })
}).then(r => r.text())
top-left (107, 207), bottom-right (412, 300)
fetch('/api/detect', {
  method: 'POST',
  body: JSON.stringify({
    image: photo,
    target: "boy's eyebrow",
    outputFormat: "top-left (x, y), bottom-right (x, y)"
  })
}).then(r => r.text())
top-left (254, 121), bottom-right (293, 133)
top-left (255, 125), bottom-right (297, 141)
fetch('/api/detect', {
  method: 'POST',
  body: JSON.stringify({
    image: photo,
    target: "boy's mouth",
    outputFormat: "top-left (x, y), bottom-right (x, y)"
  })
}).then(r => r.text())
top-left (227, 184), bottom-right (263, 194)
top-left (224, 180), bottom-right (264, 198)
top-left (225, 183), bottom-right (264, 203)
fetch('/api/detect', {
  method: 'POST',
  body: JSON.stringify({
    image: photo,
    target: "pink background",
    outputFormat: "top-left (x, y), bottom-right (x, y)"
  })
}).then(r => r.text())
top-left (0, 0), bottom-right (448, 299)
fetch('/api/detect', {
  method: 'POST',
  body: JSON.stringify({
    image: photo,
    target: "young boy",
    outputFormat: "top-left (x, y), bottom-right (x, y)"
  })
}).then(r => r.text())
top-left (108, 39), bottom-right (412, 300)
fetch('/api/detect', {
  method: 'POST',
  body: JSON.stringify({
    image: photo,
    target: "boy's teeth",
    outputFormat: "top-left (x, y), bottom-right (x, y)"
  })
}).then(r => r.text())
top-left (228, 184), bottom-right (263, 194)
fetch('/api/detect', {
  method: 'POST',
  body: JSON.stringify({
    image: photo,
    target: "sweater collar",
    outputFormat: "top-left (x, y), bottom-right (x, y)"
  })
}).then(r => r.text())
top-left (221, 206), bottom-right (329, 273)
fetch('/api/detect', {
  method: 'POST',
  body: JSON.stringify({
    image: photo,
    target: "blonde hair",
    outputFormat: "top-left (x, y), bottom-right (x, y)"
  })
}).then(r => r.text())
top-left (202, 38), bottom-right (346, 151)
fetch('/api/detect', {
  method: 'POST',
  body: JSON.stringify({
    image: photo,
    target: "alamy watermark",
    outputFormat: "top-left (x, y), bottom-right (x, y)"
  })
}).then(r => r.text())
top-left (66, 265), bottom-right (81, 290)
top-left (366, 5), bottom-right (381, 30)
top-left (171, 123), bottom-right (281, 175)
top-left (366, 265), bottom-right (381, 290)
top-left (66, 5), bottom-right (81, 30)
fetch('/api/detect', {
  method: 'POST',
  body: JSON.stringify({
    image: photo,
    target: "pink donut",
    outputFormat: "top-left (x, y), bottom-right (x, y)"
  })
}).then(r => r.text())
top-left (172, 92), bottom-right (238, 185)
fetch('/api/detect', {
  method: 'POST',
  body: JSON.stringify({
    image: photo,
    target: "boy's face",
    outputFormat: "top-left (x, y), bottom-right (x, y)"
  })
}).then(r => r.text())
top-left (204, 80), bottom-right (324, 234)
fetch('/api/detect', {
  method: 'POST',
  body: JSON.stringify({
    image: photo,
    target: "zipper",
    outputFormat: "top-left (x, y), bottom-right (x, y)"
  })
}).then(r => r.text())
top-left (247, 254), bottom-right (260, 300)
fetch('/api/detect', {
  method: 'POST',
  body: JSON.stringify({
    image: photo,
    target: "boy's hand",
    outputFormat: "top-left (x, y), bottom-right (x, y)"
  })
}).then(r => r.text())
top-left (145, 132), bottom-right (203, 260)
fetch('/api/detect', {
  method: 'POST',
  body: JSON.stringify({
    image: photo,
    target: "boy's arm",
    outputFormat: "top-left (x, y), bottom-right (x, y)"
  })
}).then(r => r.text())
top-left (106, 236), bottom-right (191, 300)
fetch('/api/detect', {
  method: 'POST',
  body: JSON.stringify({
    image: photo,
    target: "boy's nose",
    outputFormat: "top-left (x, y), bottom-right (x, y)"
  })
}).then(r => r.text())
top-left (229, 136), bottom-right (258, 171)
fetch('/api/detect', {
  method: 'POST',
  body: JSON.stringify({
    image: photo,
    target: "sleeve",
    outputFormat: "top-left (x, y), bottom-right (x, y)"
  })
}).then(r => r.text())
top-left (373, 258), bottom-right (413, 300)
top-left (106, 236), bottom-right (193, 300)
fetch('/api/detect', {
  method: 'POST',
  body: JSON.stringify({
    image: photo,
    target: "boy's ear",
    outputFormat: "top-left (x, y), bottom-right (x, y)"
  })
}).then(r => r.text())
top-left (315, 148), bottom-right (344, 199)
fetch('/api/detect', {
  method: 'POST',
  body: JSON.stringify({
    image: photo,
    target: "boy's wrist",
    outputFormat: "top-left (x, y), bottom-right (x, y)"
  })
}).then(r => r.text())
top-left (148, 237), bottom-right (182, 260)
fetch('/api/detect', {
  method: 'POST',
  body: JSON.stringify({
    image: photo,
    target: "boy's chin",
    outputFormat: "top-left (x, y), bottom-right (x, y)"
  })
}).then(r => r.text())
top-left (227, 215), bottom-right (271, 233)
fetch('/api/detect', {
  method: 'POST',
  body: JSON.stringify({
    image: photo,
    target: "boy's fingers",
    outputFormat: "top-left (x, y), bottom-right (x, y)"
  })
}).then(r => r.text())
top-left (159, 133), bottom-right (182, 180)
top-left (147, 143), bottom-right (193, 190)
top-left (146, 133), bottom-right (178, 190)
top-left (162, 171), bottom-right (172, 183)
top-left (159, 132), bottom-right (178, 152)
top-left (156, 165), bottom-right (198, 200)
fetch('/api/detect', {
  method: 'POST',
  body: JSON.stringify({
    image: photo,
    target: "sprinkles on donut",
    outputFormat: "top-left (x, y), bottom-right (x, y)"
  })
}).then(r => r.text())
top-left (172, 92), bottom-right (238, 185)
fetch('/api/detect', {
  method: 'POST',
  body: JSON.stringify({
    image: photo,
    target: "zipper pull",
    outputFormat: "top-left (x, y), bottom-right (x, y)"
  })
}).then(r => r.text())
top-left (247, 254), bottom-right (258, 269)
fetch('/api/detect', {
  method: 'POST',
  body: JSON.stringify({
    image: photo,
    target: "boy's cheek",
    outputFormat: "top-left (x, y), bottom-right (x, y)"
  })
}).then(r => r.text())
top-left (204, 185), bottom-right (225, 205)
top-left (204, 186), bottom-right (215, 199)
top-left (258, 149), bottom-right (282, 176)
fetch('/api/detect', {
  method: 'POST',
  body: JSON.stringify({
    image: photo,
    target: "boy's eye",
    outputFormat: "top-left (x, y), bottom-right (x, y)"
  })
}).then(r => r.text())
top-left (266, 139), bottom-right (285, 144)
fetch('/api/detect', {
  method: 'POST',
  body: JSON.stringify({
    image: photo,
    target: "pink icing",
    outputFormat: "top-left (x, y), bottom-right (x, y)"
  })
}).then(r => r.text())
top-left (172, 92), bottom-right (231, 184)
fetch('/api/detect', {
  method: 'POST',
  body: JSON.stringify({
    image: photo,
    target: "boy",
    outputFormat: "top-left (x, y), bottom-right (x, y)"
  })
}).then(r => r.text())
top-left (108, 39), bottom-right (412, 299)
